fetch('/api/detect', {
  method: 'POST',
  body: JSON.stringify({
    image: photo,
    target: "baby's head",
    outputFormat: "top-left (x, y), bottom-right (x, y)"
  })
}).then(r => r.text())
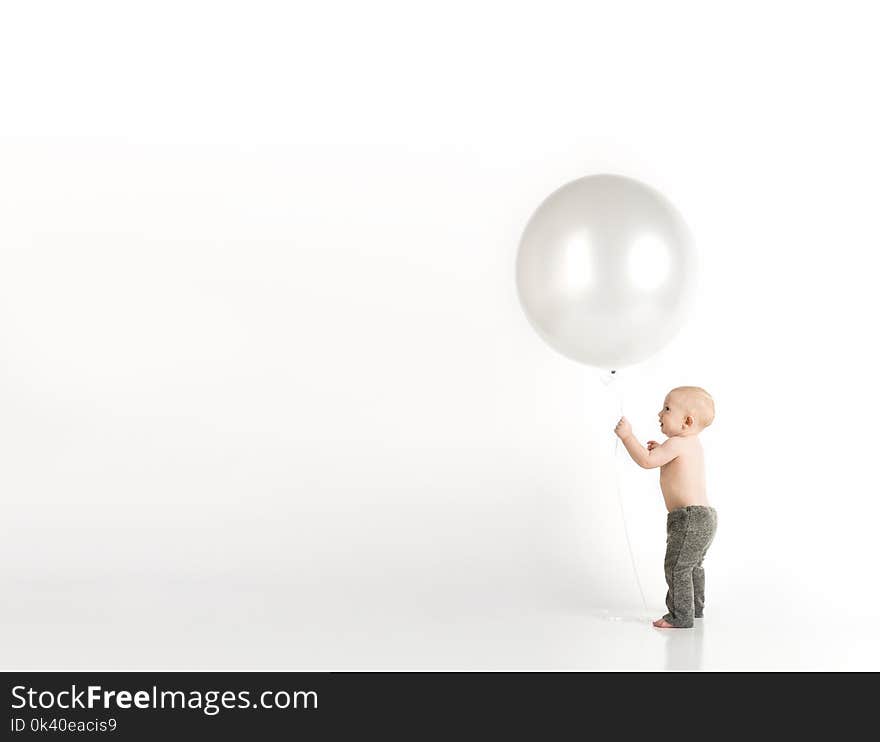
top-left (658, 386), bottom-right (715, 437)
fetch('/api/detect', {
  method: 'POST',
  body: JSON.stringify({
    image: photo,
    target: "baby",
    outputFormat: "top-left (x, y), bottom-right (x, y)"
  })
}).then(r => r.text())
top-left (614, 386), bottom-right (717, 629)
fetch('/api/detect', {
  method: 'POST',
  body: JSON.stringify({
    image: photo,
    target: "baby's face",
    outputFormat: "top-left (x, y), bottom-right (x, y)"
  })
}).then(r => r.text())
top-left (658, 392), bottom-right (688, 437)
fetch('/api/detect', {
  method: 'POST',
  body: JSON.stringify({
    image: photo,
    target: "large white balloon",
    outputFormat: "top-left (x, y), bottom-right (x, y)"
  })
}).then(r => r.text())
top-left (516, 174), bottom-right (696, 370)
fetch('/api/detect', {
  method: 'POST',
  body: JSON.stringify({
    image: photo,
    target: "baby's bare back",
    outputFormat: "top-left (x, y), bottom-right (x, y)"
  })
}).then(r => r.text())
top-left (660, 436), bottom-right (708, 511)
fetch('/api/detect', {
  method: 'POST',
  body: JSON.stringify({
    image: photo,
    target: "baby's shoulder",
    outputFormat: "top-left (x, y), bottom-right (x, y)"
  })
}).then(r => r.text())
top-left (673, 435), bottom-right (702, 453)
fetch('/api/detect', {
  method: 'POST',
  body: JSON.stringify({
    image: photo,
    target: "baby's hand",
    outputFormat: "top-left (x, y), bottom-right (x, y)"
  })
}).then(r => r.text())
top-left (614, 416), bottom-right (632, 439)
top-left (647, 440), bottom-right (659, 451)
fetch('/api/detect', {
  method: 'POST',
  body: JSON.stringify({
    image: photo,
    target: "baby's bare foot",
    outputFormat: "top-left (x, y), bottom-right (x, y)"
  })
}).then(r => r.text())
top-left (652, 618), bottom-right (676, 628)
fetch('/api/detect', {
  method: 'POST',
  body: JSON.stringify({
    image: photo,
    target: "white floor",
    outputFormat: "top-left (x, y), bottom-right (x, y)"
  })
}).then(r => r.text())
top-left (4, 573), bottom-right (877, 671)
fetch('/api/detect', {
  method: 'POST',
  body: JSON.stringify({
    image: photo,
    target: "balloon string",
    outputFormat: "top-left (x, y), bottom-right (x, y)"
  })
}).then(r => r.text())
top-left (607, 374), bottom-right (650, 616)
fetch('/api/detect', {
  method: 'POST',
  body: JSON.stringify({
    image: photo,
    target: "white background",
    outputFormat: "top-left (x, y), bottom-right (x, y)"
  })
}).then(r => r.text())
top-left (2, 1), bottom-right (878, 669)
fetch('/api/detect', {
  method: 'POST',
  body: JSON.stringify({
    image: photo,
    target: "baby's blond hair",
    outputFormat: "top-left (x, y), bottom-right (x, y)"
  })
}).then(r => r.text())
top-left (670, 386), bottom-right (715, 429)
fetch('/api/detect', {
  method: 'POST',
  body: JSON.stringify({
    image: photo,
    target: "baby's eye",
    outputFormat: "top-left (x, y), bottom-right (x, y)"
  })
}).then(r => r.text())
top-left (665, 407), bottom-right (669, 411)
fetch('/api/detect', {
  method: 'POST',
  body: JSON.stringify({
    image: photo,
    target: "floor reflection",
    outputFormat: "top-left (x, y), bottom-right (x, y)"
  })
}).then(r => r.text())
top-left (662, 619), bottom-right (705, 670)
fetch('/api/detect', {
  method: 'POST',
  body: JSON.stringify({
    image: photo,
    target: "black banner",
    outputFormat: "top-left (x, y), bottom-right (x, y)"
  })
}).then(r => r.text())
top-left (1, 671), bottom-right (869, 738)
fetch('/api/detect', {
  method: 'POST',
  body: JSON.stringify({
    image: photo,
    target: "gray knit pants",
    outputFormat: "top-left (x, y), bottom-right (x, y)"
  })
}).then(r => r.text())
top-left (663, 505), bottom-right (717, 628)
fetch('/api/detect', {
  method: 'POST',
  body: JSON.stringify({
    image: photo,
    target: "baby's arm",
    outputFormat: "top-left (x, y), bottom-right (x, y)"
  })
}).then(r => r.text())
top-left (615, 418), bottom-right (681, 469)
top-left (637, 437), bottom-right (681, 469)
